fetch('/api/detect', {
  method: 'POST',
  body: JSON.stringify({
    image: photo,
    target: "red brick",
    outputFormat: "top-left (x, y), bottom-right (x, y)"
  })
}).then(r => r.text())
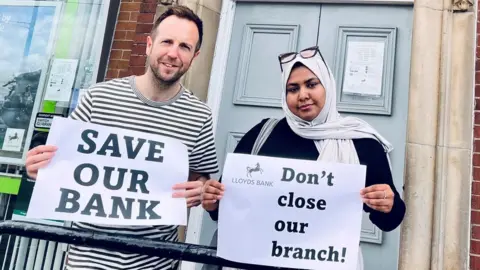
top-left (134, 33), bottom-right (148, 43)
top-left (475, 140), bottom-right (480, 152)
top-left (112, 40), bottom-right (133, 50)
top-left (108, 59), bottom-right (130, 70)
top-left (473, 211), bottom-right (480, 224)
top-left (136, 23), bottom-right (153, 33)
top-left (114, 30), bottom-right (127, 40)
top-left (122, 50), bottom-right (131, 60)
top-left (130, 55), bottom-right (147, 66)
top-left (125, 31), bottom-right (136, 40)
top-left (473, 180), bottom-right (480, 195)
top-left (116, 21), bottom-right (137, 31)
top-left (130, 12), bottom-right (139, 22)
top-left (132, 44), bottom-right (147, 55)
top-left (109, 50), bottom-right (123, 60)
top-left (476, 112), bottom-right (480, 125)
top-left (471, 255), bottom-right (480, 270)
top-left (119, 69), bottom-right (133, 77)
top-left (472, 239), bottom-right (480, 254)
top-left (473, 195), bottom-right (480, 210)
top-left (474, 126), bottom-right (480, 138)
top-left (106, 69), bottom-right (119, 79)
top-left (131, 66), bottom-right (147, 75)
top-left (474, 167), bottom-right (480, 181)
top-left (120, 2), bottom-right (141, 12)
top-left (473, 225), bottom-right (480, 240)
top-left (476, 85), bottom-right (480, 98)
top-left (140, 3), bottom-right (157, 13)
top-left (137, 13), bottom-right (155, 23)
top-left (118, 11), bottom-right (130, 21)
top-left (475, 154), bottom-right (480, 166)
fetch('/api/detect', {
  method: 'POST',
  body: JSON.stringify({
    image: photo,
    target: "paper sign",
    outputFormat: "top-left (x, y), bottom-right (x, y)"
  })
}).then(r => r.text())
top-left (217, 153), bottom-right (366, 270)
top-left (26, 117), bottom-right (189, 226)
top-left (44, 59), bottom-right (79, 102)
top-left (342, 40), bottom-right (385, 97)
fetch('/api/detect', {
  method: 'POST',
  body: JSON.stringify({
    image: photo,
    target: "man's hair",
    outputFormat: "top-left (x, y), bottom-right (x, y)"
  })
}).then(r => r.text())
top-left (150, 5), bottom-right (203, 52)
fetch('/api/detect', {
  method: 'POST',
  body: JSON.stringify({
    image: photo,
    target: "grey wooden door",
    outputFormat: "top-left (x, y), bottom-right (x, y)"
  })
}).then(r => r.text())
top-left (201, 3), bottom-right (413, 270)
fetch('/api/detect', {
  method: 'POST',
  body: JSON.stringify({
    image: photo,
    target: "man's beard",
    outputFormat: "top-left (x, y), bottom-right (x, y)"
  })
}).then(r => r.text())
top-left (150, 62), bottom-right (186, 88)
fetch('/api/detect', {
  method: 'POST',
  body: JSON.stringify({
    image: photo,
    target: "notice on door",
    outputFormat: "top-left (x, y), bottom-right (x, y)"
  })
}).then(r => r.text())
top-left (217, 153), bottom-right (366, 270)
top-left (342, 40), bottom-right (385, 97)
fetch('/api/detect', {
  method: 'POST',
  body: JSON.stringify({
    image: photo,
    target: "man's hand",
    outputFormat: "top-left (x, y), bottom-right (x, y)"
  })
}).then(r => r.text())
top-left (25, 145), bottom-right (58, 180)
top-left (172, 172), bottom-right (208, 208)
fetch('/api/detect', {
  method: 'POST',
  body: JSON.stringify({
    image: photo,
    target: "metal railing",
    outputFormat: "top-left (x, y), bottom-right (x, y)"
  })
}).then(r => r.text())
top-left (0, 220), bottom-right (287, 270)
top-left (0, 165), bottom-right (68, 270)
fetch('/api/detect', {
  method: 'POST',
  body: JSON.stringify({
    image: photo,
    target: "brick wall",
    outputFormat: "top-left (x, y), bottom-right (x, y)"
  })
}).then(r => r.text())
top-left (105, 0), bottom-right (158, 80)
top-left (472, 1), bottom-right (480, 268)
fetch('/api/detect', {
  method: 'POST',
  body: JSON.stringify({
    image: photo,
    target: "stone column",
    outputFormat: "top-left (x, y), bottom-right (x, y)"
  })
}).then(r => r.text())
top-left (399, 0), bottom-right (475, 269)
top-left (178, 0), bottom-right (222, 102)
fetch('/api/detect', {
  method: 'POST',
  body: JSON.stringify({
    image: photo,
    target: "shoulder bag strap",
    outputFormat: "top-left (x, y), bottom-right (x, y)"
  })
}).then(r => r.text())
top-left (250, 118), bottom-right (279, 155)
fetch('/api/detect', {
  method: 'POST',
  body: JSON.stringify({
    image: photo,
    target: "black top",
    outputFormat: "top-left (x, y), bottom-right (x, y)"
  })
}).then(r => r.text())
top-left (208, 118), bottom-right (406, 232)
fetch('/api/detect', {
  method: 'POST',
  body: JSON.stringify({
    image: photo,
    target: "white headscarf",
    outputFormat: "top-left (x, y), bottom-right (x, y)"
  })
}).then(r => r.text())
top-left (280, 53), bottom-right (393, 165)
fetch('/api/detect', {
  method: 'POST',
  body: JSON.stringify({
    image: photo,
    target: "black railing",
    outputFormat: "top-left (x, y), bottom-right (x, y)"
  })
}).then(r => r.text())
top-left (0, 220), bottom-right (287, 270)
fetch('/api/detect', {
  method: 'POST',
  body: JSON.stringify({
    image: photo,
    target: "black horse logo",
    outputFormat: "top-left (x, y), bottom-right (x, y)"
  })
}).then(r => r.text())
top-left (247, 162), bottom-right (263, 178)
top-left (8, 132), bottom-right (19, 142)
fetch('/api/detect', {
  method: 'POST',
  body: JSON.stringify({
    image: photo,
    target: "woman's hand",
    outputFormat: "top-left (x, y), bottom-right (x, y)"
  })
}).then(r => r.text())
top-left (201, 179), bottom-right (225, 212)
top-left (360, 184), bottom-right (394, 213)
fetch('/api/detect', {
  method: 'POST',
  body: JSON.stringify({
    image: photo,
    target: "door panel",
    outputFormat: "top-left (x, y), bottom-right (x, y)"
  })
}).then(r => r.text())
top-left (317, 4), bottom-right (413, 270)
top-left (215, 2), bottom-right (321, 171)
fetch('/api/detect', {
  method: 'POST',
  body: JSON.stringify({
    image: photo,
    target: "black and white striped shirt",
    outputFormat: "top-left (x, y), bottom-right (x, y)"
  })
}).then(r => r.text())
top-left (65, 76), bottom-right (219, 270)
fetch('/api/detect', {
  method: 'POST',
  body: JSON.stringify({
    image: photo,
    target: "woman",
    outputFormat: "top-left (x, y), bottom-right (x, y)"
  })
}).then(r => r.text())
top-left (202, 46), bottom-right (406, 269)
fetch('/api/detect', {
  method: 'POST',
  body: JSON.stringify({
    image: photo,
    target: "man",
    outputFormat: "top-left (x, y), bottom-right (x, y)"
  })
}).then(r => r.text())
top-left (24, 5), bottom-right (218, 270)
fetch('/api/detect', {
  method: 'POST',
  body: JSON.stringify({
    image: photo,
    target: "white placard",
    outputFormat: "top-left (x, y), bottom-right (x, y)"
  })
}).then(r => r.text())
top-left (44, 58), bottom-right (79, 102)
top-left (217, 153), bottom-right (366, 270)
top-left (342, 41), bottom-right (385, 96)
top-left (2, 128), bottom-right (25, 152)
top-left (26, 117), bottom-right (189, 226)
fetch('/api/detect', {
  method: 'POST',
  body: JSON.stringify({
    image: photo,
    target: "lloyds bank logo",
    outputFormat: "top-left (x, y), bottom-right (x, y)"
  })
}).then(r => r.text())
top-left (231, 162), bottom-right (273, 187)
top-left (247, 162), bottom-right (263, 177)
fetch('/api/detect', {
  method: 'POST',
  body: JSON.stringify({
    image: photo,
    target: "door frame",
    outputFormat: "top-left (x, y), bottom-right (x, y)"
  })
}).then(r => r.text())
top-left (183, 0), bottom-right (414, 269)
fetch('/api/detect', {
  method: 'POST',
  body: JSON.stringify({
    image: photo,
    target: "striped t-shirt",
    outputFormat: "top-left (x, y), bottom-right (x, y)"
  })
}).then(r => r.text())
top-left (65, 76), bottom-right (219, 270)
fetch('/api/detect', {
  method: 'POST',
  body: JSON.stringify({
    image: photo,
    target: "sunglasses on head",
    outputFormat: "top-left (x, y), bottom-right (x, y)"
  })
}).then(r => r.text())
top-left (278, 46), bottom-right (326, 72)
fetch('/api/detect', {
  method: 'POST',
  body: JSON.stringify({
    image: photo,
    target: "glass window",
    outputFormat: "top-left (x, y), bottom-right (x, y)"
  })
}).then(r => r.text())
top-left (0, 1), bottom-right (115, 269)
top-left (0, 0), bottom-right (112, 165)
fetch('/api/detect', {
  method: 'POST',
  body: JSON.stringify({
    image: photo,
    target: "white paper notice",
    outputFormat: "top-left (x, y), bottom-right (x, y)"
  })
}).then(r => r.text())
top-left (44, 59), bottom-right (79, 102)
top-left (2, 128), bottom-right (24, 152)
top-left (342, 41), bottom-right (385, 96)
top-left (217, 153), bottom-right (366, 270)
top-left (26, 117), bottom-right (189, 226)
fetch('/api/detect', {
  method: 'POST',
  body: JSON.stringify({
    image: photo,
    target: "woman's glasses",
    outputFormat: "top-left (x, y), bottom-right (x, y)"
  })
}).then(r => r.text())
top-left (278, 46), bottom-right (325, 72)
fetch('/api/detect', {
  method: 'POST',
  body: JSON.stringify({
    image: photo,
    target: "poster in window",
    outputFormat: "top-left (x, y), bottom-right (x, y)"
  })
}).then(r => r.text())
top-left (0, 1), bottom-right (61, 165)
